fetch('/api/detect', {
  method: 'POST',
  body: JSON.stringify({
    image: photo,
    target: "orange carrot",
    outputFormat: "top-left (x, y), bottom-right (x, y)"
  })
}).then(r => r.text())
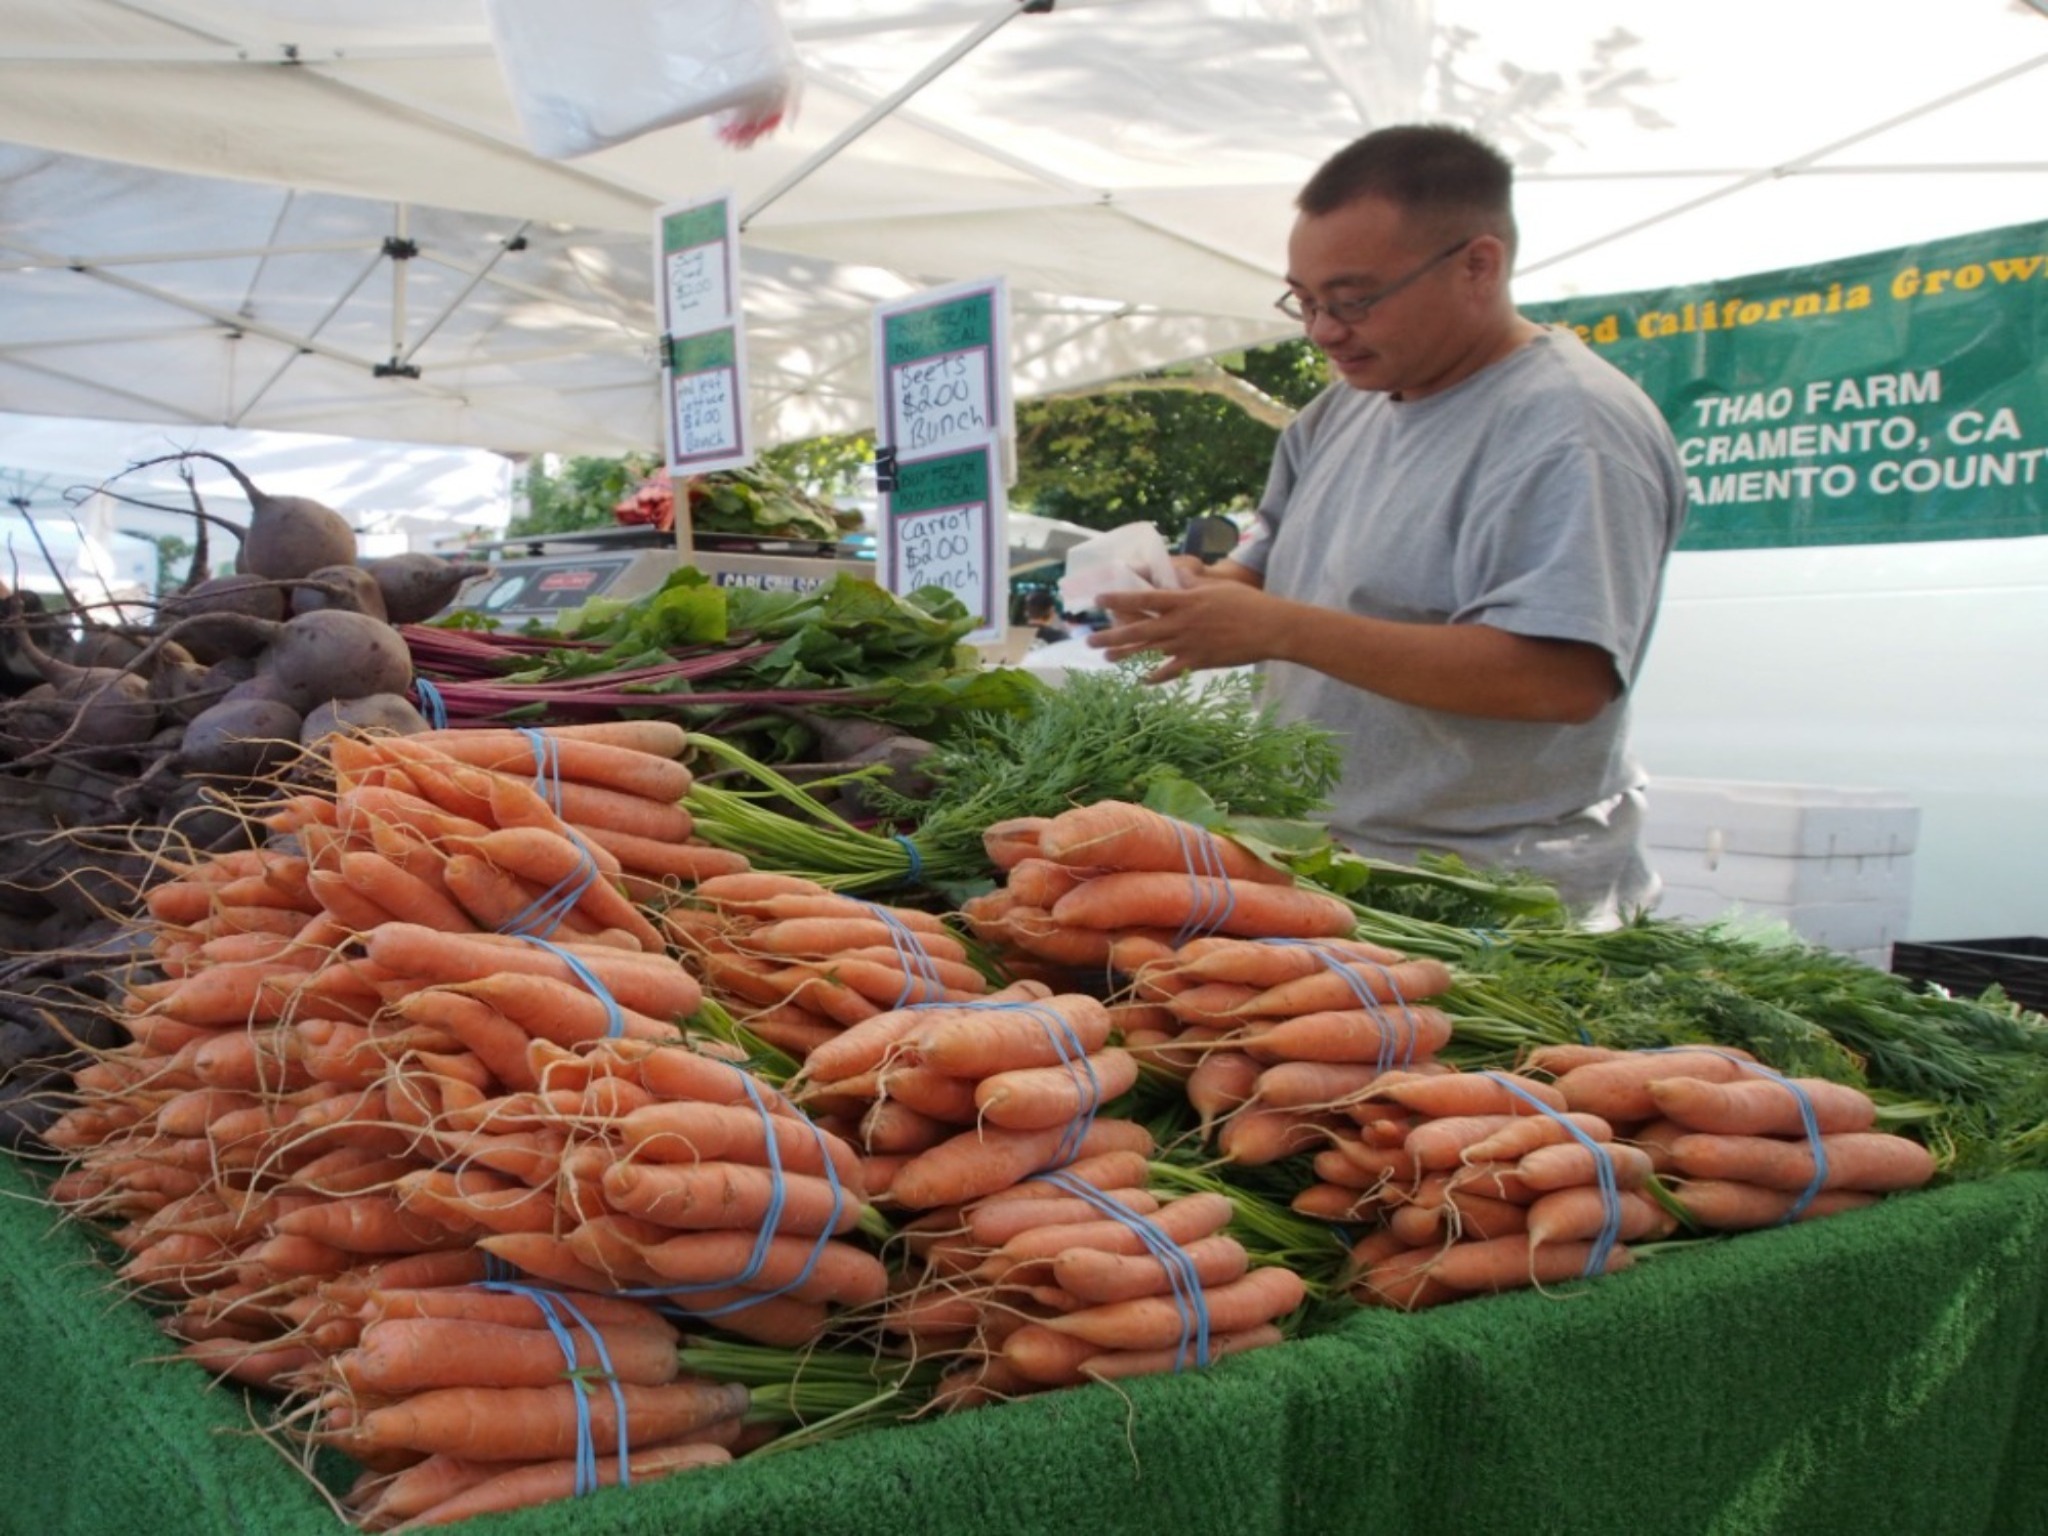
top-left (1525, 1186), bottom-right (1674, 1247)
top-left (339, 1316), bottom-right (682, 1395)
top-left (963, 1188), bottom-right (1162, 1247)
top-left (1217, 1107), bottom-right (1346, 1166)
top-left (368, 923), bottom-right (701, 1020)
top-left (406, 726), bottom-right (694, 801)
top-left (337, 851), bottom-right (476, 934)
top-left (1236, 1004), bottom-right (1456, 1067)
top-left (1053, 1233), bottom-right (1250, 1305)
top-left (275, 1194), bottom-right (480, 1255)
top-left (1164, 981), bottom-right (1265, 1028)
top-left (1038, 800), bottom-right (1295, 886)
top-left (975, 1049), bottom-right (1140, 1132)
top-left (909, 995), bottom-right (1114, 1078)
top-left (601, 1160), bottom-right (862, 1236)
top-left (639, 1232), bottom-right (891, 1308)
top-left (889, 1118), bottom-right (1156, 1212)
top-left (1556, 1047), bottom-right (1755, 1124)
top-left (861, 1098), bottom-right (950, 1155)
top-left (1671, 1179), bottom-right (1882, 1230)
top-left (1428, 1232), bottom-right (1636, 1293)
top-left (1461, 1111), bottom-right (1616, 1164)
top-left (452, 825), bottom-right (664, 952)
top-left (1646, 1074), bottom-right (1879, 1137)
top-left (1234, 957), bottom-right (1457, 1019)
top-left (1667, 1130), bottom-right (1936, 1193)
top-left (331, 1379), bottom-right (752, 1461)
top-left (393, 1167), bottom-right (557, 1236)
top-left (450, 971), bottom-right (681, 1048)
top-left (1515, 1140), bottom-right (1657, 1192)
top-left (619, 1101), bottom-right (863, 1188)
top-left (1044, 1264), bottom-right (1305, 1351)
top-left (1051, 871), bottom-right (1354, 938)
top-left (575, 824), bottom-right (749, 884)
top-left (982, 816), bottom-right (1050, 869)
top-left (1187, 1049), bottom-right (1263, 1136)
top-left (1377, 1071), bottom-right (1567, 1120)
top-left (1079, 1323), bottom-right (1284, 1382)
top-left (992, 1190), bottom-right (1234, 1269)
top-left (392, 1441), bottom-right (732, 1529)
top-left (1251, 1061), bottom-right (1392, 1110)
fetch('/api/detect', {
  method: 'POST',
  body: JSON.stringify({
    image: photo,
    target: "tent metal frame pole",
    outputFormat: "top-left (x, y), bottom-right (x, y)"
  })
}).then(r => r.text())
top-left (1521, 49), bottom-right (2048, 278)
top-left (398, 221), bottom-right (535, 371)
top-left (226, 249), bottom-right (385, 426)
top-left (740, 0), bottom-right (1051, 231)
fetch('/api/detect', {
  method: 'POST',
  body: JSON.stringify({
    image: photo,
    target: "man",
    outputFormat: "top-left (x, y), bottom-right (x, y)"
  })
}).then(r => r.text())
top-left (1022, 589), bottom-right (1071, 644)
top-left (1089, 124), bottom-right (1686, 923)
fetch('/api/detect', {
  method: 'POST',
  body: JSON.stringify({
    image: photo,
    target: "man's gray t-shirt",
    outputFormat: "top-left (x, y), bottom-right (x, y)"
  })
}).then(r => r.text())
top-left (1233, 327), bottom-right (1687, 915)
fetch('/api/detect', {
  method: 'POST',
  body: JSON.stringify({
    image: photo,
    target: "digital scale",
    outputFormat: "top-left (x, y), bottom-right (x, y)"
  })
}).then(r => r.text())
top-left (443, 525), bottom-right (875, 623)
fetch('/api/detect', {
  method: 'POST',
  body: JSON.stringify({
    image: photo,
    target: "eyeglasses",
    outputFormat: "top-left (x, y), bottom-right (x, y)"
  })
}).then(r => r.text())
top-left (1274, 237), bottom-right (1475, 327)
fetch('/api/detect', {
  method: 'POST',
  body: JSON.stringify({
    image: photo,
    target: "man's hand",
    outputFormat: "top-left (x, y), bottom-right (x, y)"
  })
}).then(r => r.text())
top-left (1089, 578), bottom-right (1282, 683)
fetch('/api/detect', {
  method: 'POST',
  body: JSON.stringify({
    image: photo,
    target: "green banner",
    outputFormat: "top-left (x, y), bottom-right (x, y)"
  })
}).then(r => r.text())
top-left (890, 447), bottom-right (990, 515)
top-left (1523, 220), bottom-right (2048, 550)
top-left (884, 292), bottom-right (994, 369)
top-left (668, 328), bottom-right (736, 374)
top-left (662, 200), bottom-right (728, 256)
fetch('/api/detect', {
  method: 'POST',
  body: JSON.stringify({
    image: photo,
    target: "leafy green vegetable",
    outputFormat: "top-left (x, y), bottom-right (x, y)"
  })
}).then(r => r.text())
top-left (865, 663), bottom-right (1343, 876)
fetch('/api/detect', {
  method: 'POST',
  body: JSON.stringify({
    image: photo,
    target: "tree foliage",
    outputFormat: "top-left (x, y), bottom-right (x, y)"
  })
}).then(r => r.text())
top-left (1010, 340), bottom-right (1327, 538)
top-left (498, 343), bottom-right (1324, 545)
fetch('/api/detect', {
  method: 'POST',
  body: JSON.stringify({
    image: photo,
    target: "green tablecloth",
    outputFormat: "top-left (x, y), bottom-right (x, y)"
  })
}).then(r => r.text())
top-left (7, 1152), bottom-right (2047, 1536)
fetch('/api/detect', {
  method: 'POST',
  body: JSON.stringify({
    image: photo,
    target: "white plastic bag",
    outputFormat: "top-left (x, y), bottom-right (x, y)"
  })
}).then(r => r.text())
top-left (484, 0), bottom-right (801, 159)
top-left (1057, 521), bottom-right (1187, 614)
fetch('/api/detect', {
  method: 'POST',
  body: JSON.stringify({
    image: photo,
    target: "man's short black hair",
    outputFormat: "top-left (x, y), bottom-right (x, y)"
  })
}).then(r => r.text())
top-left (1298, 123), bottom-right (1517, 253)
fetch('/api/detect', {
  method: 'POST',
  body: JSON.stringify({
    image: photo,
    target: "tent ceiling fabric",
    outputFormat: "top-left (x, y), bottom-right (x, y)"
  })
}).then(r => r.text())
top-left (0, 0), bottom-right (2043, 455)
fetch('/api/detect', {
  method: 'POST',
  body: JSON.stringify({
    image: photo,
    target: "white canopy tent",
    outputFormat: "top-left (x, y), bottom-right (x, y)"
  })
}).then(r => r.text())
top-left (1, 0), bottom-right (2044, 457)
top-left (1, 0), bottom-right (2045, 948)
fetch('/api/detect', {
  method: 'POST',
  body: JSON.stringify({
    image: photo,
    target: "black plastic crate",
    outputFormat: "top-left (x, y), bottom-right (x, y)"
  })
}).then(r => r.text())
top-left (1892, 937), bottom-right (2048, 1013)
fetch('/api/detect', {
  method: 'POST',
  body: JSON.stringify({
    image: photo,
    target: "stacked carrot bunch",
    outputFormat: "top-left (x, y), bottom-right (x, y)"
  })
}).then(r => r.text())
top-left (664, 871), bottom-right (991, 1064)
top-left (1109, 932), bottom-right (1459, 1165)
top-left (1532, 1044), bottom-right (1937, 1230)
top-left (455, 1034), bottom-right (891, 1349)
top-left (882, 1146), bottom-right (1304, 1407)
top-left (322, 1285), bottom-right (748, 1530)
top-left (296, 720), bottom-right (744, 944)
top-left (1329, 1067), bottom-right (1668, 1310)
top-left (789, 984), bottom-right (1151, 1209)
top-left (958, 800), bottom-right (1356, 984)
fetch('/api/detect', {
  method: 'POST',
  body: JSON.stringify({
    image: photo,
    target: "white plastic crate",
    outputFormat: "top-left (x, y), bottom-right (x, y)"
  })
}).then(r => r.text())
top-left (1645, 778), bottom-right (1920, 861)
top-left (1645, 777), bottom-right (1919, 964)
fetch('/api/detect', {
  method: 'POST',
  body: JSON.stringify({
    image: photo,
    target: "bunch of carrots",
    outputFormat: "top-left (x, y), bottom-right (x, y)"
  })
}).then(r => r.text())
top-left (663, 871), bottom-right (991, 1064)
top-left (39, 722), bottom-right (855, 1523)
top-left (1108, 932), bottom-right (1459, 1165)
top-left (1330, 1048), bottom-right (1935, 1310)
top-left (791, 985), bottom-right (1151, 1207)
top-left (883, 1146), bottom-right (1305, 1407)
top-left (320, 1286), bottom-right (747, 1530)
top-left (959, 800), bottom-right (1356, 984)
top-left (1533, 1044), bottom-right (1938, 1229)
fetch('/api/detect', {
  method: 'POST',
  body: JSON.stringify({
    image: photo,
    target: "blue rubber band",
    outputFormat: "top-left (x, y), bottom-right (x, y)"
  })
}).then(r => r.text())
top-left (520, 726), bottom-right (565, 815)
top-left (855, 900), bottom-right (946, 1009)
top-left (1482, 1071), bottom-right (1624, 1279)
top-left (497, 845), bottom-right (601, 940)
top-left (514, 933), bottom-right (627, 1038)
top-left (1651, 1047), bottom-right (1832, 1223)
top-left (1166, 819), bottom-right (1237, 946)
top-left (1042, 1171), bottom-right (1213, 1371)
top-left (893, 835), bottom-right (923, 883)
top-left (1259, 939), bottom-right (1424, 1074)
top-left (478, 1281), bottom-right (631, 1495)
top-left (409, 677), bottom-right (449, 730)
